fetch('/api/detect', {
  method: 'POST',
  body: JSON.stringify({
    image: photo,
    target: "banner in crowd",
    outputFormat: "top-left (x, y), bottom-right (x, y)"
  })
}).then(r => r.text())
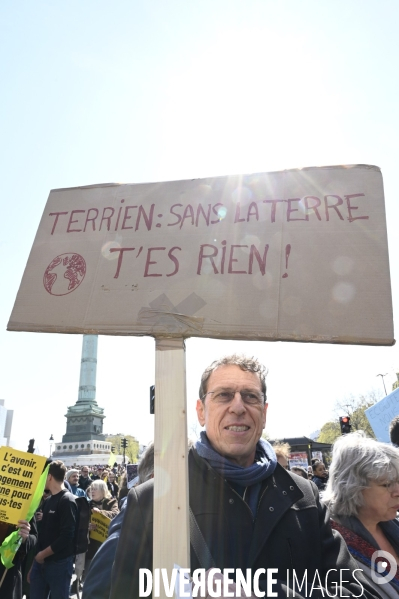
top-left (0, 447), bottom-right (47, 526)
top-left (7, 165), bottom-right (393, 345)
top-left (90, 512), bottom-right (111, 543)
top-left (289, 452), bottom-right (309, 469)
top-left (126, 464), bottom-right (138, 489)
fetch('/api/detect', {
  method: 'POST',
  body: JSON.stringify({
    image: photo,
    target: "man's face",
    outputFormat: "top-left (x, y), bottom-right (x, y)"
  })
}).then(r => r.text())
top-left (196, 364), bottom-right (267, 468)
top-left (69, 472), bottom-right (79, 486)
top-left (81, 468), bottom-right (89, 477)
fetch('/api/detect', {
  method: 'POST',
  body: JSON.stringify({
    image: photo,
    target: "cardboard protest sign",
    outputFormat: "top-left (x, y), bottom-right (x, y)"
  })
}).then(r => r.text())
top-left (89, 511), bottom-right (111, 543)
top-left (0, 447), bottom-right (47, 525)
top-left (365, 388), bottom-right (399, 442)
top-left (8, 165), bottom-right (393, 345)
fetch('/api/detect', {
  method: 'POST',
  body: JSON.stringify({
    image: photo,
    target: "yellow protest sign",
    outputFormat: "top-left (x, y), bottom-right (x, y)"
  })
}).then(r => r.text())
top-left (89, 512), bottom-right (111, 543)
top-left (0, 447), bottom-right (47, 525)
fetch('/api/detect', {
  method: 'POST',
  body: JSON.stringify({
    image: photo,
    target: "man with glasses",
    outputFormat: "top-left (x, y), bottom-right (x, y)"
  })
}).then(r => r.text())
top-left (89, 355), bottom-right (376, 599)
top-left (79, 466), bottom-right (92, 491)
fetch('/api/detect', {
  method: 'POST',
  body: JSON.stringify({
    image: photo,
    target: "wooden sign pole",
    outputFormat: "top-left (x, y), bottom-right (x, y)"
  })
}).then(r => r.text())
top-left (153, 337), bottom-right (190, 597)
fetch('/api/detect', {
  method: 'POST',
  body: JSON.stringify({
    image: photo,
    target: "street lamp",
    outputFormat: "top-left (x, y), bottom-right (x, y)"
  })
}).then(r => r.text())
top-left (377, 373), bottom-right (388, 396)
top-left (49, 434), bottom-right (54, 457)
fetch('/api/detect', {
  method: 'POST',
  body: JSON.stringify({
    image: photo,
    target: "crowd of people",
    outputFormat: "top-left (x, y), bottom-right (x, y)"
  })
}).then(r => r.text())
top-left (2, 354), bottom-right (399, 599)
top-left (273, 442), bottom-right (329, 490)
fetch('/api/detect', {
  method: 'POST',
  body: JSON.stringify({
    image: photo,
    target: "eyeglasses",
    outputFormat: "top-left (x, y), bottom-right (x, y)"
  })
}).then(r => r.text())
top-left (377, 481), bottom-right (399, 492)
top-left (202, 388), bottom-right (265, 406)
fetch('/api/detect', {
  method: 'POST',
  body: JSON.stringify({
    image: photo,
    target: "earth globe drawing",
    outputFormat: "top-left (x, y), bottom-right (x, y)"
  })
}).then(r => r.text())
top-left (43, 253), bottom-right (86, 296)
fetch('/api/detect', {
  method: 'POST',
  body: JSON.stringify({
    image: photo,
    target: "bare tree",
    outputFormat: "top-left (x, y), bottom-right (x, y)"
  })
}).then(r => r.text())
top-left (318, 389), bottom-right (382, 443)
top-left (333, 389), bottom-right (382, 437)
top-left (188, 419), bottom-right (202, 440)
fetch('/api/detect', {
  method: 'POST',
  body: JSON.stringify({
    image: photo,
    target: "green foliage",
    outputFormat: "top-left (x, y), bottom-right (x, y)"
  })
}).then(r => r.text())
top-left (317, 390), bottom-right (382, 444)
top-left (317, 421), bottom-right (341, 444)
top-left (106, 434), bottom-right (139, 463)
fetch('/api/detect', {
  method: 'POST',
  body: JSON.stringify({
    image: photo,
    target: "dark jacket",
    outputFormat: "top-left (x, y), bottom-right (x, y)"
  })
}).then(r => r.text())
top-left (79, 475), bottom-right (93, 491)
top-left (106, 481), bottom-right (119, 499)
top-left (118, 485), bottom-right (128, 508)
top-left (109, 449), bottom-right (377, 599)
top-left (312, 475), bottom-right (327, 491)
top-left (38, 489), bottom-right (77, 561)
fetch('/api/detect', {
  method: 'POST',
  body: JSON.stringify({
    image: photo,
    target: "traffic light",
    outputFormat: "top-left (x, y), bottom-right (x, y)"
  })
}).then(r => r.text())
top-left (121, 437), bottom-right (129, 465)
top-left (111, 446), bottom-right (116, 453)
top-left (339, 416), bottom-right (352, 434)
top-left (150, 385), bottom-right (155, 414)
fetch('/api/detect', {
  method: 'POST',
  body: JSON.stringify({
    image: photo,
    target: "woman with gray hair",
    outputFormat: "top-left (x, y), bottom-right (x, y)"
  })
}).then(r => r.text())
top-left (323, 432), bottom-right (399, 598)
top-left (83, 480), bottom-right (119, 583)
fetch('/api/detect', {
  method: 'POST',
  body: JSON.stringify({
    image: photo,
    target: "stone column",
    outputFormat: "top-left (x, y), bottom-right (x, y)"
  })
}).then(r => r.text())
top-left (77, 335), bottom-right (98, 404)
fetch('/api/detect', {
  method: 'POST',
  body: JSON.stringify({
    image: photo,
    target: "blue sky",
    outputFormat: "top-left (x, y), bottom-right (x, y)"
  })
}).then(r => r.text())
top-left (1, 1), bottom-right (398, 455)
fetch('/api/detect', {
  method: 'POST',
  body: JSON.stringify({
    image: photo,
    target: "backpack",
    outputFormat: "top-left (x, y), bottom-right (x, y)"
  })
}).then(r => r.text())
top-left (74, 496), bottom-right (91, 555)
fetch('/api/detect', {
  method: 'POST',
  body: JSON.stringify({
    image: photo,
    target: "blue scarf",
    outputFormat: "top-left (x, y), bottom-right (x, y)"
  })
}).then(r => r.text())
top-left (195, 431), bottom-right (277, 516)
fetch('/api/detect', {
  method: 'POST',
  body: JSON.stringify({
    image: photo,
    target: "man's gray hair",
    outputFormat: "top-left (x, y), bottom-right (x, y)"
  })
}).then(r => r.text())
top-left (138, 442), bottom-right (154, 484)
top-left (323, 431), bottom-right (399, 517)
top-left (199, 354), bottom-right (267, 401)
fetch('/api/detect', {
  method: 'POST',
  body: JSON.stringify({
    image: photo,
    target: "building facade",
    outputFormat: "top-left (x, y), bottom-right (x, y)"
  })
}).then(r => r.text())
top-left (0, 399), bottom-right (13, 446)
